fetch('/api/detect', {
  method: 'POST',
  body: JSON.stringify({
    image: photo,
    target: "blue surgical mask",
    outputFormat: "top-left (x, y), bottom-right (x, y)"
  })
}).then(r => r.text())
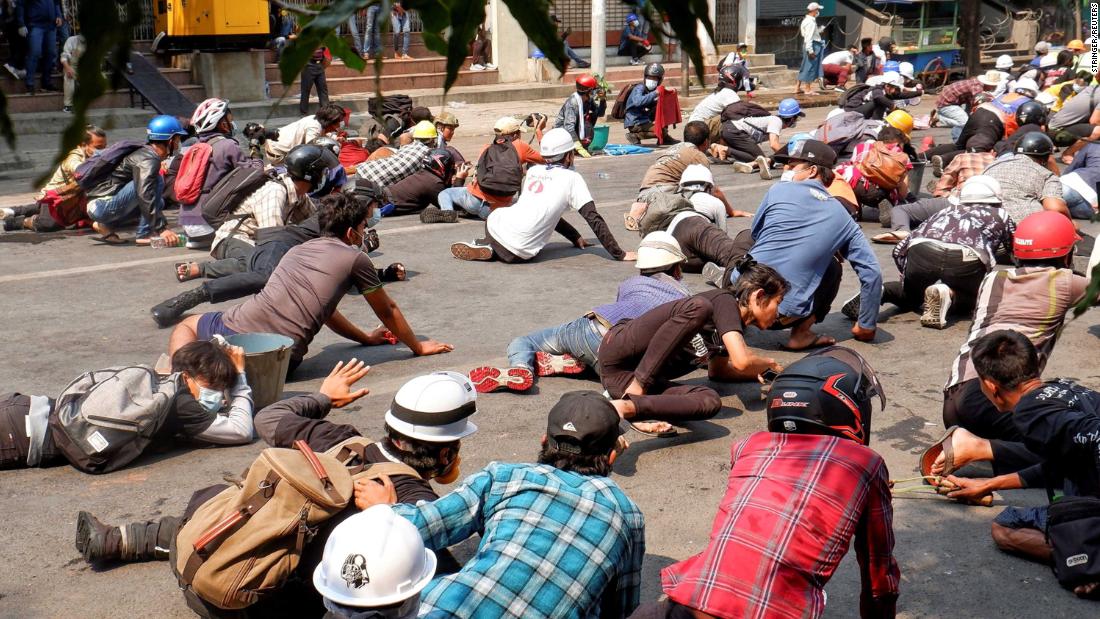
top-left (197, 387), bottom-right (225, 413)
top-left (365, 210), bottom-right (382, 229)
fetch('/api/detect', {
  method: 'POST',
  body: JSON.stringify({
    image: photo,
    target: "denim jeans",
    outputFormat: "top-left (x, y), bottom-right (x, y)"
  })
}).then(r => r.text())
top-left (87, 177), bottom-right (164, 238)
top-left (364, 5), bottom-right (382, 56)
top-left (506, 316), bottom-right (603, 369)
top-left (564, 40), bottom-right (584, 64)
top-left (25, 25), bottom-right (56, 89)
top-left (438, 187), bottom-right (491, 219)
top-left (937, 104), bottom-right (969, 142)
top-left (391, 13), bottom-right (410, 55)
top-left (1063, 186), bottom-right (1097, 219)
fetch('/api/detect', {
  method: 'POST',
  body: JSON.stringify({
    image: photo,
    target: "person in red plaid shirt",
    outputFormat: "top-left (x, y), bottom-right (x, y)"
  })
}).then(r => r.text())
top-left (641, 347), bottom-right (899, 619)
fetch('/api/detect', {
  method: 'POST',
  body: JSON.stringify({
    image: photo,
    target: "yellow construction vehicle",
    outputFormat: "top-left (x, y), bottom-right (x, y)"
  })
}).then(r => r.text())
top-left (151, 0), bottom-right (270, 52)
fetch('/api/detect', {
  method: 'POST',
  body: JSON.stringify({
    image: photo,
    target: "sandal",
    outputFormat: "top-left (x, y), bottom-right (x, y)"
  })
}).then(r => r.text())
top-left (175, 262), bottom-right (201, 283)
top-left (919, 426), bottom-right (959, 481)
top-left (621, 419), bottom-right (678, 438)
top-left (92, 232), bottom-right (128, 245)
top-left (379, 263), bottom-right (406, 282)
top-left (782, 333), bottom-right (836, 351)
top-left (871, 230), bottom-right (909, 244)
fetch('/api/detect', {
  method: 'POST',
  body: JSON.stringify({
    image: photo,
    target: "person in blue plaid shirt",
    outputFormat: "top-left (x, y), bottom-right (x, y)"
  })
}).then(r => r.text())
top-left (355, 390), bottom-right (645, 618)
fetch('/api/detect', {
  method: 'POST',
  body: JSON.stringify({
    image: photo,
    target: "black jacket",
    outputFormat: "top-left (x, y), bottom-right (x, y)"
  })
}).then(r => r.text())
top-left (88, 145), bottom-right (167, 232)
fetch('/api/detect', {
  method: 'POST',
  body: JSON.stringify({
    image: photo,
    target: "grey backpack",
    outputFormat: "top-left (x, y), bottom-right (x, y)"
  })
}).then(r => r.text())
top-left (637, 191), bottom-right (696, 236)
top-left (48, 366), bottom-right (179, 474)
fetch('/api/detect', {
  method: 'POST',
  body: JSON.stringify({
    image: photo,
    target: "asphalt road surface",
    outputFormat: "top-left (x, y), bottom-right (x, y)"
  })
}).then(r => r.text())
top-left (2, 116), bottom-right (1098, 618)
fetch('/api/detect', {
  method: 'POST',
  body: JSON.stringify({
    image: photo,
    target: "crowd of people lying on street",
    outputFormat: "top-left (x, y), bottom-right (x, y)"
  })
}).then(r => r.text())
top-left (5, 49), bottom-right (1100, 618)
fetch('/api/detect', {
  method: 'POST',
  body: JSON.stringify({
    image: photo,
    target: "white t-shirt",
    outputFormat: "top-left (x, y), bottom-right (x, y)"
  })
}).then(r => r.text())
top-left (265, 116), bottom-right (323, 163)
top-left (667, 191), bottom-right (728, 235)
top-left (730, 116), bottom-right (783, 143)
top-left (823, 50), bottom-right (853, 66)
top-left (688, 89), bottom-right (740, 123)
top-left (486, 165), bottom-right (593, 259)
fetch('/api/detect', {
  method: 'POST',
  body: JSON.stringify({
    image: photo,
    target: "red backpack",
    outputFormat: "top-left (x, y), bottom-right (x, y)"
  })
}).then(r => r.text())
top-left (174, 136), bottom-right (225, 206)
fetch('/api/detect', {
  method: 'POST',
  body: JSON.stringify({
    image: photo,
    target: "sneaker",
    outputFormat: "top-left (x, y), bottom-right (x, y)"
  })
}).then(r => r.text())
top-left (469, 63), bottom-right (486, 71)
top-left (576, 60), bottom-right (591, 69)
top-left (833, 86), bottom-right (846, 92)
top-left (920, 283), bottom-right (952, 329)
top-left (930, 155), bottom-right (943, 178)
top-left (468, 366), bottom-right (534, 393)
top-left (62, 105), bottom-right (73, 113)
top-left (841, 292), bottom-right (861, 321)
top-left (75, 511), bottom-right (115, 564)
top-left (702, 261), bottom-right (726, 288)
top-left (731, 161), bottom-right (754, 174)
top-left (4, 63), bottom-right (20, 80)
top-left (630, 58), bottom-right (642, 66)
top-left (535, 351), bottom-right (587, 376)
top-left (400, 54), bottom-right (413, 60)
top-left (420, 205), bottom-right (458, 224)
top-left (877, 199), bottom-right (893, 228)
top-left (484, 63), bottom-right (497, 70)
top-left (451, 241), bottom-right (493, 261)
top-left (755, 155), bottom-right (773, 180)
top-left (0, 207), bottom-right (12, 221)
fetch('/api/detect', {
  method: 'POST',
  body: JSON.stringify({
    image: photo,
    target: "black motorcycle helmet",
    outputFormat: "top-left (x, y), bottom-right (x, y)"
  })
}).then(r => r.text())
top-left (285, 144), bottom-right (340, 191)
top-left (309, 135), bottom-right (342, 157)
top-left (644, 62), bottom-right (665, 84)
top-left (342, 178), bottom-right (384, 208)
top-left (766, 346), bottom-right (886, 446)
top-left (1015, 101), bottom-right (1048, 128)
top-left (1015, 131), bottom-right (1054, 158)
top-left (426, 147), bottom-right (455, 181)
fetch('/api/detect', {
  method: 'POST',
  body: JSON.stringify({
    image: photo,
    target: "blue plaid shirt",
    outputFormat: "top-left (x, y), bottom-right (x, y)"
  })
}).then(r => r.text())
top-left (393, 462), bottom-right (645, 618)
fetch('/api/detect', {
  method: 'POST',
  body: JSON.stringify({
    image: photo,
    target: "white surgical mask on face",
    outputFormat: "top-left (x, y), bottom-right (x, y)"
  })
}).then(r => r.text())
top-left (644, 78), bottom-right (659, 91)
top-left (1074, 83), bottom-right (1085, 93)
top-left (779, 169), bottom-right (797, 182)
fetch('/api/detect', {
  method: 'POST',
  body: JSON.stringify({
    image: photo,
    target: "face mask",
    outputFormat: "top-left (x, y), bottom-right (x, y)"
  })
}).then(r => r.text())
top-left (644, 78), bottom-right (659, 91)
top-left (90, 148), bottom-right (103, 157)
top-left (1074, 83), bottom-right (1085, 93)
top-left (197, 386), bottom-right (225, 413)
top-left (365, 210), bottom-right (382, 229)
top-left (779, 169), bottom-right (797, 182)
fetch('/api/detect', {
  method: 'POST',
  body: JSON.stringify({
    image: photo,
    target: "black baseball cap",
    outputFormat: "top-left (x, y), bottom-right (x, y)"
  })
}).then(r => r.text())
top-left (773, 138), bottom-right (837, 168)
top-left (546, 391), bottom-right (625, 455)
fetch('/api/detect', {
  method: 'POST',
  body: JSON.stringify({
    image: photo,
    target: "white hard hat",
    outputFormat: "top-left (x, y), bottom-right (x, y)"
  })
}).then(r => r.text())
top-left (1039, 54), bottom-right (1058, 68)
top-left (493, 116), bottom-right (526, 134)
top-left (679, 164), bottom-right (714, 187)
top-left (313, 505), bottom-right (436, 609)
top-left (636, 231), bottom-right (686, 270)
top-left (882, 71), bottom-right (905, 88)
top-left (384, 372), bottom-right (478, 442)
top-left (955, 175), bottom-right (1003, 205)
top-left (995, 54), bottom-right (1014, 70)
top-left (1014, 77), bottom-right (1040, 97)
top-left (539, 127), bottom-right (575, 157)
top-left (898, 62), bottom-right (915, 80)
top-left (190, 98), bottom-right (230, 134)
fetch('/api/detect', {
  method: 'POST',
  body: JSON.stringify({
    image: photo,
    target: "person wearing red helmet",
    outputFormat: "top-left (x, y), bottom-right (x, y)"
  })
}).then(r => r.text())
top-left (922, 211), bottom-right (1099, 507)
top-left (553, 74), bottom-right (606, 155)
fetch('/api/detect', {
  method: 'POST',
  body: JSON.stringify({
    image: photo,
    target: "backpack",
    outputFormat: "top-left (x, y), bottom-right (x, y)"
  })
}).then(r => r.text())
top-left (476, 136), bottom-right (523, 198)
top-left (1046, 496), bottom-right (1100, 590)
top-left (817, 111), bottom-right (875, 154)
top-left (720, 100), bottom-right (770, 122)
top-left (633, 191), bottom-right (696, 236)
top-left (611, 83), bottom-right (640, 120)
top-left (47, 366), bottom-right (179, 474)
top-left (838, 83), bottom-right (873, 111)
top-left (174, 136), bottom-right (226, 206)
top-left (74, 139), bottom-right (144, 192)
top-left (857, 142), bottom-right (910, 190)
top-left (172, 439), bottom-right (417, 611)
top-left (201, 166), bottom-right (277, 229)
top-left (368, 94), bottom-right (413, 133)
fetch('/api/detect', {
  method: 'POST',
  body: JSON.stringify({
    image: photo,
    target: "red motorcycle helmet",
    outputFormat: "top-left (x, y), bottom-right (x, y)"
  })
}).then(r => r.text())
top-left (575, 74), bottom-right (598, 92)
top-left (1012, 211), bottom-right (1080, 260)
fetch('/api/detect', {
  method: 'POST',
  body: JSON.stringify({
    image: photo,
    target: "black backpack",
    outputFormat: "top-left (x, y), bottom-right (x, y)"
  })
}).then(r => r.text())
top-left (74, 139), bottom-right (145, 192)
top-left (476, 135), bottom-right (523, 198)
top-left (201, 167), bottom-right (279, 229)
top-left (720, 100), bottom-right (770, 122)
top-left (368, 94), bottom-right (413, 132)
top-left (611, 83), bottom-right (640, 120)
top-left (838, 83), bottom-right (873, 111)
top-left (1047, 496), bottom-right (1100, 590)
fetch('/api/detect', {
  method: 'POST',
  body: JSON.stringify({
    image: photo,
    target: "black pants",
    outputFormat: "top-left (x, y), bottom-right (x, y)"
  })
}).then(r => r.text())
top-left (883, 242), bottom-right (987, 314)
top-left (617, 40), bottom-right (648, 61)
top-left (671, 217), bottom-right (746, 273)
top-left (2, 203), bottom-right (62, 232)
top-left (299, 61), bottom-right (329, 115)
top-left (204, 240), bottom-right (294, 304)
top-left (927, 108), bottom-right (1003, 166)
top-left (718, 126), bottom-right (764, 163)
top-left (2, 21), bottom-right (26, 70)
top-left (599, 296), bottom-right (723, 422)
top-left (207, 237), bottom-right (256, 277)
top-left (478, 224), bottom-right (527, 264)
top-left (943, 379), bottom-right (1043, 486)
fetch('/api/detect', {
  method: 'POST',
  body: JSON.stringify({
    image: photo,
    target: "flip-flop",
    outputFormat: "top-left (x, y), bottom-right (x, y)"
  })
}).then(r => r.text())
top-left (535, 351), bottom-right (587, 376)
top-left (620, 418), bottom-right (678, 438)
top-left (175, 262), bottom-right (200, 283)
top-left (782, 333), bottom-right (837, 351)
top-left (872, 230), bottom-right (909, 244)
top-left (92, 233), bottom-right (128, 245)
top-left (919, 426), bottom-right (959, 481)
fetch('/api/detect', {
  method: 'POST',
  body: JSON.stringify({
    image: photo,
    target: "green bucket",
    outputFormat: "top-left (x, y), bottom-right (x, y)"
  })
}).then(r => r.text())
top-left (225, 333), bottom-right (294, 410)
top-left (590, 124), bottom-right (610, 152)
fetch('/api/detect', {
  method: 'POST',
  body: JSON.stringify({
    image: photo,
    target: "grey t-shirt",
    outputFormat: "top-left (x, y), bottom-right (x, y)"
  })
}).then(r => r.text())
top-left (223, 237), bottom-right (382, 360)
top-left (1050, 85), bottom-right (1100, 129)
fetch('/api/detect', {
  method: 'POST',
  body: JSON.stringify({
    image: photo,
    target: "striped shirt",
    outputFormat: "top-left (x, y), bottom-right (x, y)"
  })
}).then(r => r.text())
top-left (946, 267), bottom-right (1088, 389)
top-left (394, 462), bottom-right (645, 618)
top-left (662, 432), bottom-right (899, 619)
top-left (936, 77), bottom-right (986, 108)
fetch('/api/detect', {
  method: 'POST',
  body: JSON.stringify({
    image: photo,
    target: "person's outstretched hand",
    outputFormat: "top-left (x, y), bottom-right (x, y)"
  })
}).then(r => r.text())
top-left (320, 359), bottom-right (371, 408)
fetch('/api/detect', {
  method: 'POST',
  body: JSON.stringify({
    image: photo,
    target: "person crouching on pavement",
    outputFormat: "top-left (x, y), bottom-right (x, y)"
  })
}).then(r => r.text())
top-left (625, 63), bottom-right (680, 145)
top-left (640, 346), bottom-right (899, 618)
top-left (599, 258), bottom-right (789, 437)
top-left (555, 74), bottom-right (607, 157)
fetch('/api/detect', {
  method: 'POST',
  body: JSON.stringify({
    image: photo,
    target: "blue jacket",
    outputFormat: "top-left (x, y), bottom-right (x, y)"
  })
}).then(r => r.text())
top-left (624, 83), bottom-right (658, 128)
top-left (16, 0), bottom-right (61, 27)
top-left (747, 180), bottom-right (883, 329)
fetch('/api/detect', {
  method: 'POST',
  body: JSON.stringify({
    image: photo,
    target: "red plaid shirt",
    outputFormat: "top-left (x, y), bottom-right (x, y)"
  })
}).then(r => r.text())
top-left (661, 432), bottom-right (900, 619)
top-left (936, 77), bottom-right (986, 109)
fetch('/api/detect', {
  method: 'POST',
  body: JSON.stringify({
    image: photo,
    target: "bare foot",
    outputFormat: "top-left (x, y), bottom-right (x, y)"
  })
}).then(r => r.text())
top-left (930, 427), bottom-right (992, 475)
top-left (176, 262), bottom-right (201, 282)
top-left (784, 331), bottom-right (836, 351)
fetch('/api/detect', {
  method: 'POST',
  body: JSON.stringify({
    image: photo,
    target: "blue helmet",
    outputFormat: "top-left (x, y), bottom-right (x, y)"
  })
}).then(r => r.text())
top-left (147, 115), bottom-right (188, 141)
top-left (777, 98), bottom-right (804, 118)
top-left (626, 13), bottom-right (639, 25)
top-left (883, 60), bottom-right (901, 74)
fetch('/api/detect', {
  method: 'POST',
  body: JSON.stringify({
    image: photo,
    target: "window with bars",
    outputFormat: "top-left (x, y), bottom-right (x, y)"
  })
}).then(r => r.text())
top-left (552, 0), bottom-right (643, 35)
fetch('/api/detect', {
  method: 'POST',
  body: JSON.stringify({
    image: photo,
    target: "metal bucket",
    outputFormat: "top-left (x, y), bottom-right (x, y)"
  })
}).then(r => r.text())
top-left (908, 161), bottom-right (928, 197)
top-left (225, 333), bottom-right (294, 410)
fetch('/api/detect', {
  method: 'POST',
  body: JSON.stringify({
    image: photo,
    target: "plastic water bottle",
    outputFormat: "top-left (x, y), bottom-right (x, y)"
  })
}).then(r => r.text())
top-left (596, 172), bottom-right (610, 180)
top-left (150, 234), bottom-right (187, 249)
